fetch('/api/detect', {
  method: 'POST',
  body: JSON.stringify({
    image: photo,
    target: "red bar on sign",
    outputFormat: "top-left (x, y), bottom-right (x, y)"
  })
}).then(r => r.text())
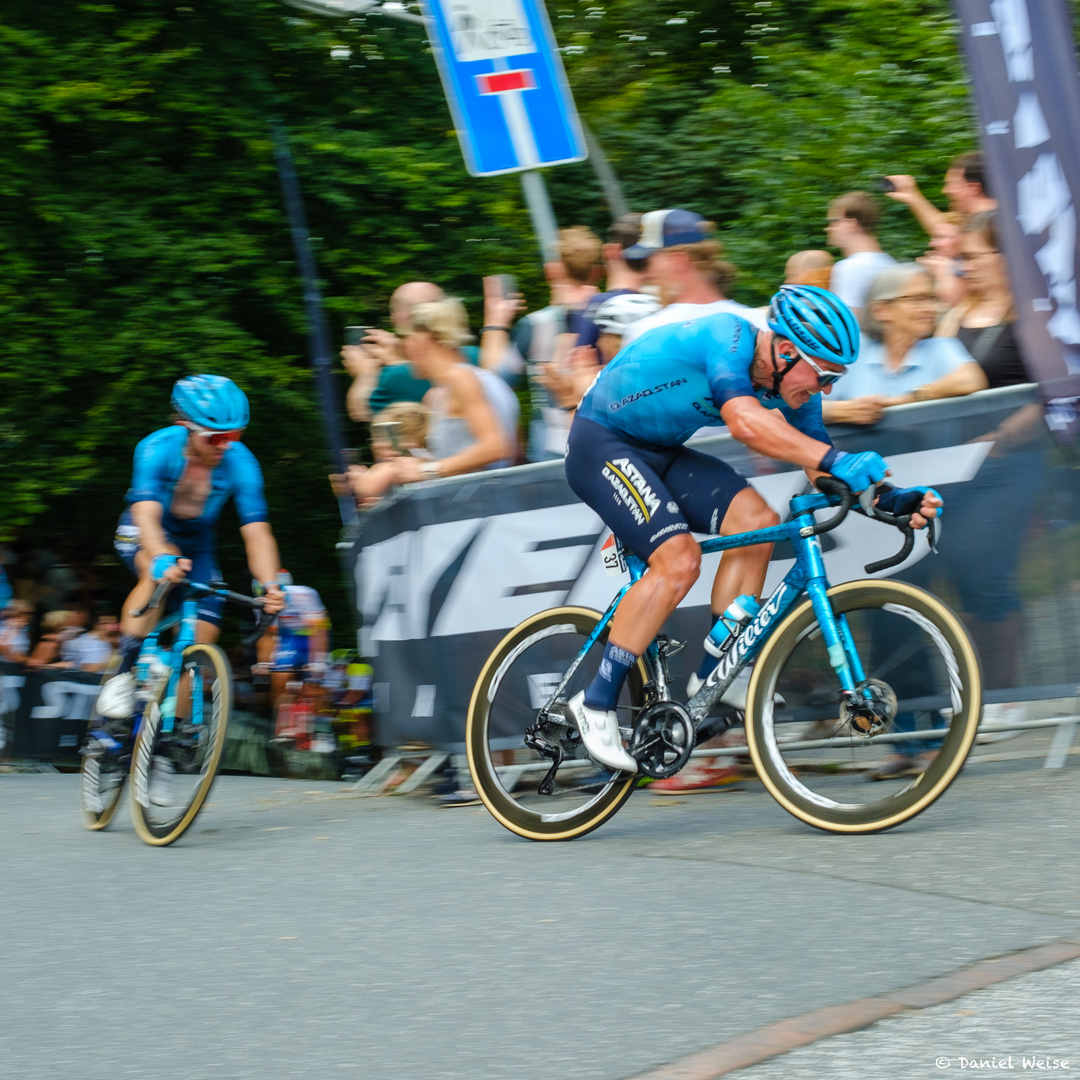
top-left (475, 69), bottom-right (535, 95)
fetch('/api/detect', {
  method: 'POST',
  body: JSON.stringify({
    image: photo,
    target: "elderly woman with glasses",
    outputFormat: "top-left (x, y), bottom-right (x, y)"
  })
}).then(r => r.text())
top-left (822, 263), bottom-right (975, 426)
top-left (889, 212), bottom-right (1030, 405)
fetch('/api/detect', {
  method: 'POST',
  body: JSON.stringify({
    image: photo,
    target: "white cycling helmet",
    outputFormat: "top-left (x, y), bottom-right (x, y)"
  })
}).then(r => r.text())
top-left (592, 292), bottom-right (662, 335)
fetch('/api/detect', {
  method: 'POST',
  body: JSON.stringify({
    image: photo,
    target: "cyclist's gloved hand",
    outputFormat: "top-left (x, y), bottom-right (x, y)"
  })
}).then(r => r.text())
top-left (150, 553), bottom-right (180, 582)
top-left (875, 484), bottom-right (944, 518)
top-left (818, 448), bottom-right (889, 493)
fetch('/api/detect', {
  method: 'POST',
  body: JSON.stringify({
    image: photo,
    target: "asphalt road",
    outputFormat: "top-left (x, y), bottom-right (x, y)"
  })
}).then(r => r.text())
top-left (1, 747), bottom-right (1077, 1080)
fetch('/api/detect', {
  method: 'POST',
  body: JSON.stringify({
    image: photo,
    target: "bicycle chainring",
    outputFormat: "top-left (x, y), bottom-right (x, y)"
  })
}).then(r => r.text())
top-left (629, 700), bottom-right (695, 779)
top-left (840, 678), bottom-right (898, 737)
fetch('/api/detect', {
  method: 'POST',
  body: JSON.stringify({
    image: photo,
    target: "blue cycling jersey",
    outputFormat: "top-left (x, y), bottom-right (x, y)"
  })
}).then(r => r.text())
top-left (575, 311), bottom-right (831, 448)
top-left (124, 425), bottom-right (269, 532)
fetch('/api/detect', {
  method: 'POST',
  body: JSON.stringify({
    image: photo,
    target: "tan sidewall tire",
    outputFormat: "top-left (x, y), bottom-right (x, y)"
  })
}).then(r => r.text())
top-left (466, 606), bottom-right (644, 842)
top-left (130, 643), bottom-right (232, 847)
top-left (745, 579), bottom-right (981, 833)
top-left (80, 654), bottom-right (126, 831)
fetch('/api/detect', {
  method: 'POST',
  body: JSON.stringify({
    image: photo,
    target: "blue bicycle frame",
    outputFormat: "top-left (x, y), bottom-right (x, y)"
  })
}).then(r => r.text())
top-left (135, 586), bottom-right (213, 735)
top-left (564, 490), bottom-right (870, 726)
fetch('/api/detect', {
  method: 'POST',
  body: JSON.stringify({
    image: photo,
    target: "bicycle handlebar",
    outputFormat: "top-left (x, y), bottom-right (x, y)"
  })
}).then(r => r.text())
top-left (130, 578), bottom-right (269, 621)
top-left (812, 476), bottom-right (932, 574)
top-left (810, 476), bottom-right (854, 534)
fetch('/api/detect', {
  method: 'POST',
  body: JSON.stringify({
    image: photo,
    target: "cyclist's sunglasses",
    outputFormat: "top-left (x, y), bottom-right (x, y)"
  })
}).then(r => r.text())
top-left (186, 423), bottom-right (244, 447)
top-left (792, 347), bottom-right (846, 388)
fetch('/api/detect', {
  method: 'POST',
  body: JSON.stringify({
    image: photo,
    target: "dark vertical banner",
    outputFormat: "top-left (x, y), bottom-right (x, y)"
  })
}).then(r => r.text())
top-left (953, 0), bottom-right (1080, 437)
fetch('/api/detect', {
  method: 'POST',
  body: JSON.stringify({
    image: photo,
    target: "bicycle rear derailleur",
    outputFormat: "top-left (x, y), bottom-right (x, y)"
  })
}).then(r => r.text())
top-left (525, 707), bottom-right (576, 795)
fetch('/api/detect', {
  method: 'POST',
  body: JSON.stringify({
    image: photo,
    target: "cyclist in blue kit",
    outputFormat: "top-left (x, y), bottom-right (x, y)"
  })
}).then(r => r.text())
top-left (564, 284), bottom-right (944, 775)
top-left (97, 375), bottom-right (285, 722)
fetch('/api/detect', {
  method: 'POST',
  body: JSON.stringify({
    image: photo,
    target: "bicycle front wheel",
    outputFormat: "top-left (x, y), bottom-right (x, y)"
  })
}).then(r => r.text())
top-left (80, 655), bottom-right (128, 831)
top-left (129, 643), bottom-right (232, 846)
top-left (466, 606), bottom-right (646, 841)
top-left (745, 580), bottom-right (981, 833)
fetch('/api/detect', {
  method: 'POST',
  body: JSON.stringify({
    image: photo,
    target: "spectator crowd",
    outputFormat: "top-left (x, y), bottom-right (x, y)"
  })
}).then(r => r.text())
top-left (334, 150), bottom-right (1031, 512)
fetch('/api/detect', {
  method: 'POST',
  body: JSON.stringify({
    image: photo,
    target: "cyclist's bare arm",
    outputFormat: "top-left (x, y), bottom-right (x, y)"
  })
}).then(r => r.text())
top-left (240, 521), bottom-right (285, 615)
top-left (121, 502), bottom-right (190, 638)
top-left (720, 396), bottom-right (831, 478)
top-left (130, 502), bottom-right (187, 580)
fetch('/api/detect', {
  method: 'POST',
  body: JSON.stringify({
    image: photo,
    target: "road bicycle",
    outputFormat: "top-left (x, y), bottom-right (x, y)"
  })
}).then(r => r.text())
top-left (466, 478), bottom-right (982, 841)
top-left (80, 578), bottom-right (269, 846)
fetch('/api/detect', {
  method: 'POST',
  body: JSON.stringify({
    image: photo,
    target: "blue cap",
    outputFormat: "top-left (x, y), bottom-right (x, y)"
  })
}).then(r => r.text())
top-left (623, 209), bottom-right (709, 260)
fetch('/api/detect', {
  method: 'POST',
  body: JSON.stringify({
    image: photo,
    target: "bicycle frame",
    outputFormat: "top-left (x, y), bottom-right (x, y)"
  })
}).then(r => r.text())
top-left (135, 588), bottom-right (208, 735)
top-left (547, 490), bottom-right (868, 729)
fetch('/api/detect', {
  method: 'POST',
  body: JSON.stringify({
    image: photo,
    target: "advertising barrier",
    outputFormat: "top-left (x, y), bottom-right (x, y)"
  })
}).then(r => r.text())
top-left (0, 664), bottom-right (101, 761)
top-left (347, 385), bottom-right (1080, 749)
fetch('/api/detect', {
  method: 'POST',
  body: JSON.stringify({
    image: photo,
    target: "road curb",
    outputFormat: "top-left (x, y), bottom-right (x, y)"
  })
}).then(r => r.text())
top-left (625, 935), bottom-right (1080, 1079)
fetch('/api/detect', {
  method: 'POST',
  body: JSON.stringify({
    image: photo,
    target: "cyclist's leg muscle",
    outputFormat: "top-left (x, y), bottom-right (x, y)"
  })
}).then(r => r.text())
top-left (711, 486), bottom-right (778, 614)
top-left (609, 533), bottom-right (700, 655)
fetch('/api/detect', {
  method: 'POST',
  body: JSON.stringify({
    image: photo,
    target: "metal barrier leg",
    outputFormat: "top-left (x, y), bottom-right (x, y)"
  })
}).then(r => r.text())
top-left (393, 751), bottom-right (449, 794)
top-left (345, 753), bottom-right (404, 795)
top-left (1044, 709), bottom-right (1078, 770)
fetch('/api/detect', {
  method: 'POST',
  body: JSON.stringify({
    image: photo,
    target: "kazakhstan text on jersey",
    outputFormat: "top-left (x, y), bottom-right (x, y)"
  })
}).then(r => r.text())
top-left (575, 311), bottom-right (830, 448)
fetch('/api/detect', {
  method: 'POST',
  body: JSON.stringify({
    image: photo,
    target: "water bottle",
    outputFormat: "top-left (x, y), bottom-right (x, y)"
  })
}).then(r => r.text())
top-left (703, 594), bottom-right (761, 658)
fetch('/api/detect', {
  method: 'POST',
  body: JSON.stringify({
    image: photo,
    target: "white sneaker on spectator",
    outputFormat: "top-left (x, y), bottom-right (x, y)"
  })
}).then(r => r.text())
top-left (149, 757), bottom-right (177, 807)
top-left (977, 702), bottom-right (1025, 744)
top-left (566, 692), bottom-right (637, 774)
top-left (97, 673), bottom-right (135, 720)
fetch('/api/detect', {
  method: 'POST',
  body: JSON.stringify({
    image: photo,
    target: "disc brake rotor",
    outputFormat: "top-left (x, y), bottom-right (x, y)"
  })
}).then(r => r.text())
top-left (840, 678), bottom-right (898, 737)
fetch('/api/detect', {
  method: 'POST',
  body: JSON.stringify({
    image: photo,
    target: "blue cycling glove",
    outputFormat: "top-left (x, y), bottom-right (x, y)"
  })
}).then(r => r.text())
top-left (818, 448), bottom-right (888, 493)
top-left (150, 553), bottom-right (180, 582)
top-left (875, 485), bottom-right (944, 518)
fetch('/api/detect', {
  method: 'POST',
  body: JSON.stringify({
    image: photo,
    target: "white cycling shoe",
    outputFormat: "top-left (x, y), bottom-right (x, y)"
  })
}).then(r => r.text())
top-left (566, 692), bottom-right (638, 774)
top-left (96, 673), bottom-right (135, 720)
top-left (149, 757), bottom-right (178, 807)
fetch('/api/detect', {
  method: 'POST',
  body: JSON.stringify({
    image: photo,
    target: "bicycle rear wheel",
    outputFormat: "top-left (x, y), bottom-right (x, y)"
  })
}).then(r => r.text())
top-left (129, 643), bottom-right (232, 846)
top-left (80, 654), bottom-right (128, 831)
top-left (745, 579), bottom-right (981, 833)
top-left (466, 606), bottom-right (646, 841)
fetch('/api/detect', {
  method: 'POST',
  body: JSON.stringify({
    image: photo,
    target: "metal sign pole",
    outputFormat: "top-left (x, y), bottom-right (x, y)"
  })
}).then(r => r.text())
top-left (269, 119), bottom-right (356, 526)
top-left (520, 170), bottom-right (559, 263)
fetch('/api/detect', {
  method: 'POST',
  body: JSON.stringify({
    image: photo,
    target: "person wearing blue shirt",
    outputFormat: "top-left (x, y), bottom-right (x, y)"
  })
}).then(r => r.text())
top-left (823, 264), bottom-right (973, 426)
top-left (563, 285), bottom-right (943, 777)
top-left (98, 376), bottom-right (285, 724)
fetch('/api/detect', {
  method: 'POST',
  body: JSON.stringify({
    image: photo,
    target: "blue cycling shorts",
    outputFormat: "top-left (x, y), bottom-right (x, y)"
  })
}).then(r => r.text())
top-left (114, 509), bottom-right (224, 626)
top-left (272, 632), bottom-right (310, 672)
top-left (564, 417), bottom-right (749, 561)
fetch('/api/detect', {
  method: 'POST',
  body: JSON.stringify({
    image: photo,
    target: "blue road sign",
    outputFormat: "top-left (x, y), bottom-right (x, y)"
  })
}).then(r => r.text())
top-left (420, 0), bottom-right (587, 177)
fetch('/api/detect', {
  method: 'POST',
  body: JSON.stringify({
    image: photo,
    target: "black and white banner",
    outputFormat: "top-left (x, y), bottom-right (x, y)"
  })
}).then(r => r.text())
top-left (0, 664), bottom-right (101, 760)
top-left (954, 0), bottom-right (1080, 434)
top-left (348, 387), bottom-right (1070, 749)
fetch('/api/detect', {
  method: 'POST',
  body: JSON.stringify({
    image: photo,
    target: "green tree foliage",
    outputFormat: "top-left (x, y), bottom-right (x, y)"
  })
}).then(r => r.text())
top-left (0, 0), bottom-right (1023, 629)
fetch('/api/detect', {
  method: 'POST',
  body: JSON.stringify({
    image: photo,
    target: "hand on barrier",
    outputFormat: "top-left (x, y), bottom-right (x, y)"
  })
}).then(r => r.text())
top-left (819, 448), bottom-right (889, 493)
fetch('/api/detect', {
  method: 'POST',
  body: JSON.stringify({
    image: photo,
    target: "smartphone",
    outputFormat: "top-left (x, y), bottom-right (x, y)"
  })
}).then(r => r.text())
top-left (344, 326), bottom-right (372, 347)
top-left (497, 274), bottom-right (517, 299)
top-left (877, 178), bottom-right (896, 193)
top-left (341, 447), bottom-right (359, 466)
top-left (371, 421), bottom-right (402, 454)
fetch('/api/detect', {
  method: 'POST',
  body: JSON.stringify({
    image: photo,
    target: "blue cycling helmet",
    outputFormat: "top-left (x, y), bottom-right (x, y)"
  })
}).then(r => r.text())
top-left (171, 374), bottom-right (250, 431)
top-left (767, 285), bottom-right (860, 365)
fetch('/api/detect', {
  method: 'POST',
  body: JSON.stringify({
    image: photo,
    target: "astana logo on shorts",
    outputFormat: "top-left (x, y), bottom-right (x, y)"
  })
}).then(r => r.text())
top-left (606, 458), bottom-right (662, 522)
